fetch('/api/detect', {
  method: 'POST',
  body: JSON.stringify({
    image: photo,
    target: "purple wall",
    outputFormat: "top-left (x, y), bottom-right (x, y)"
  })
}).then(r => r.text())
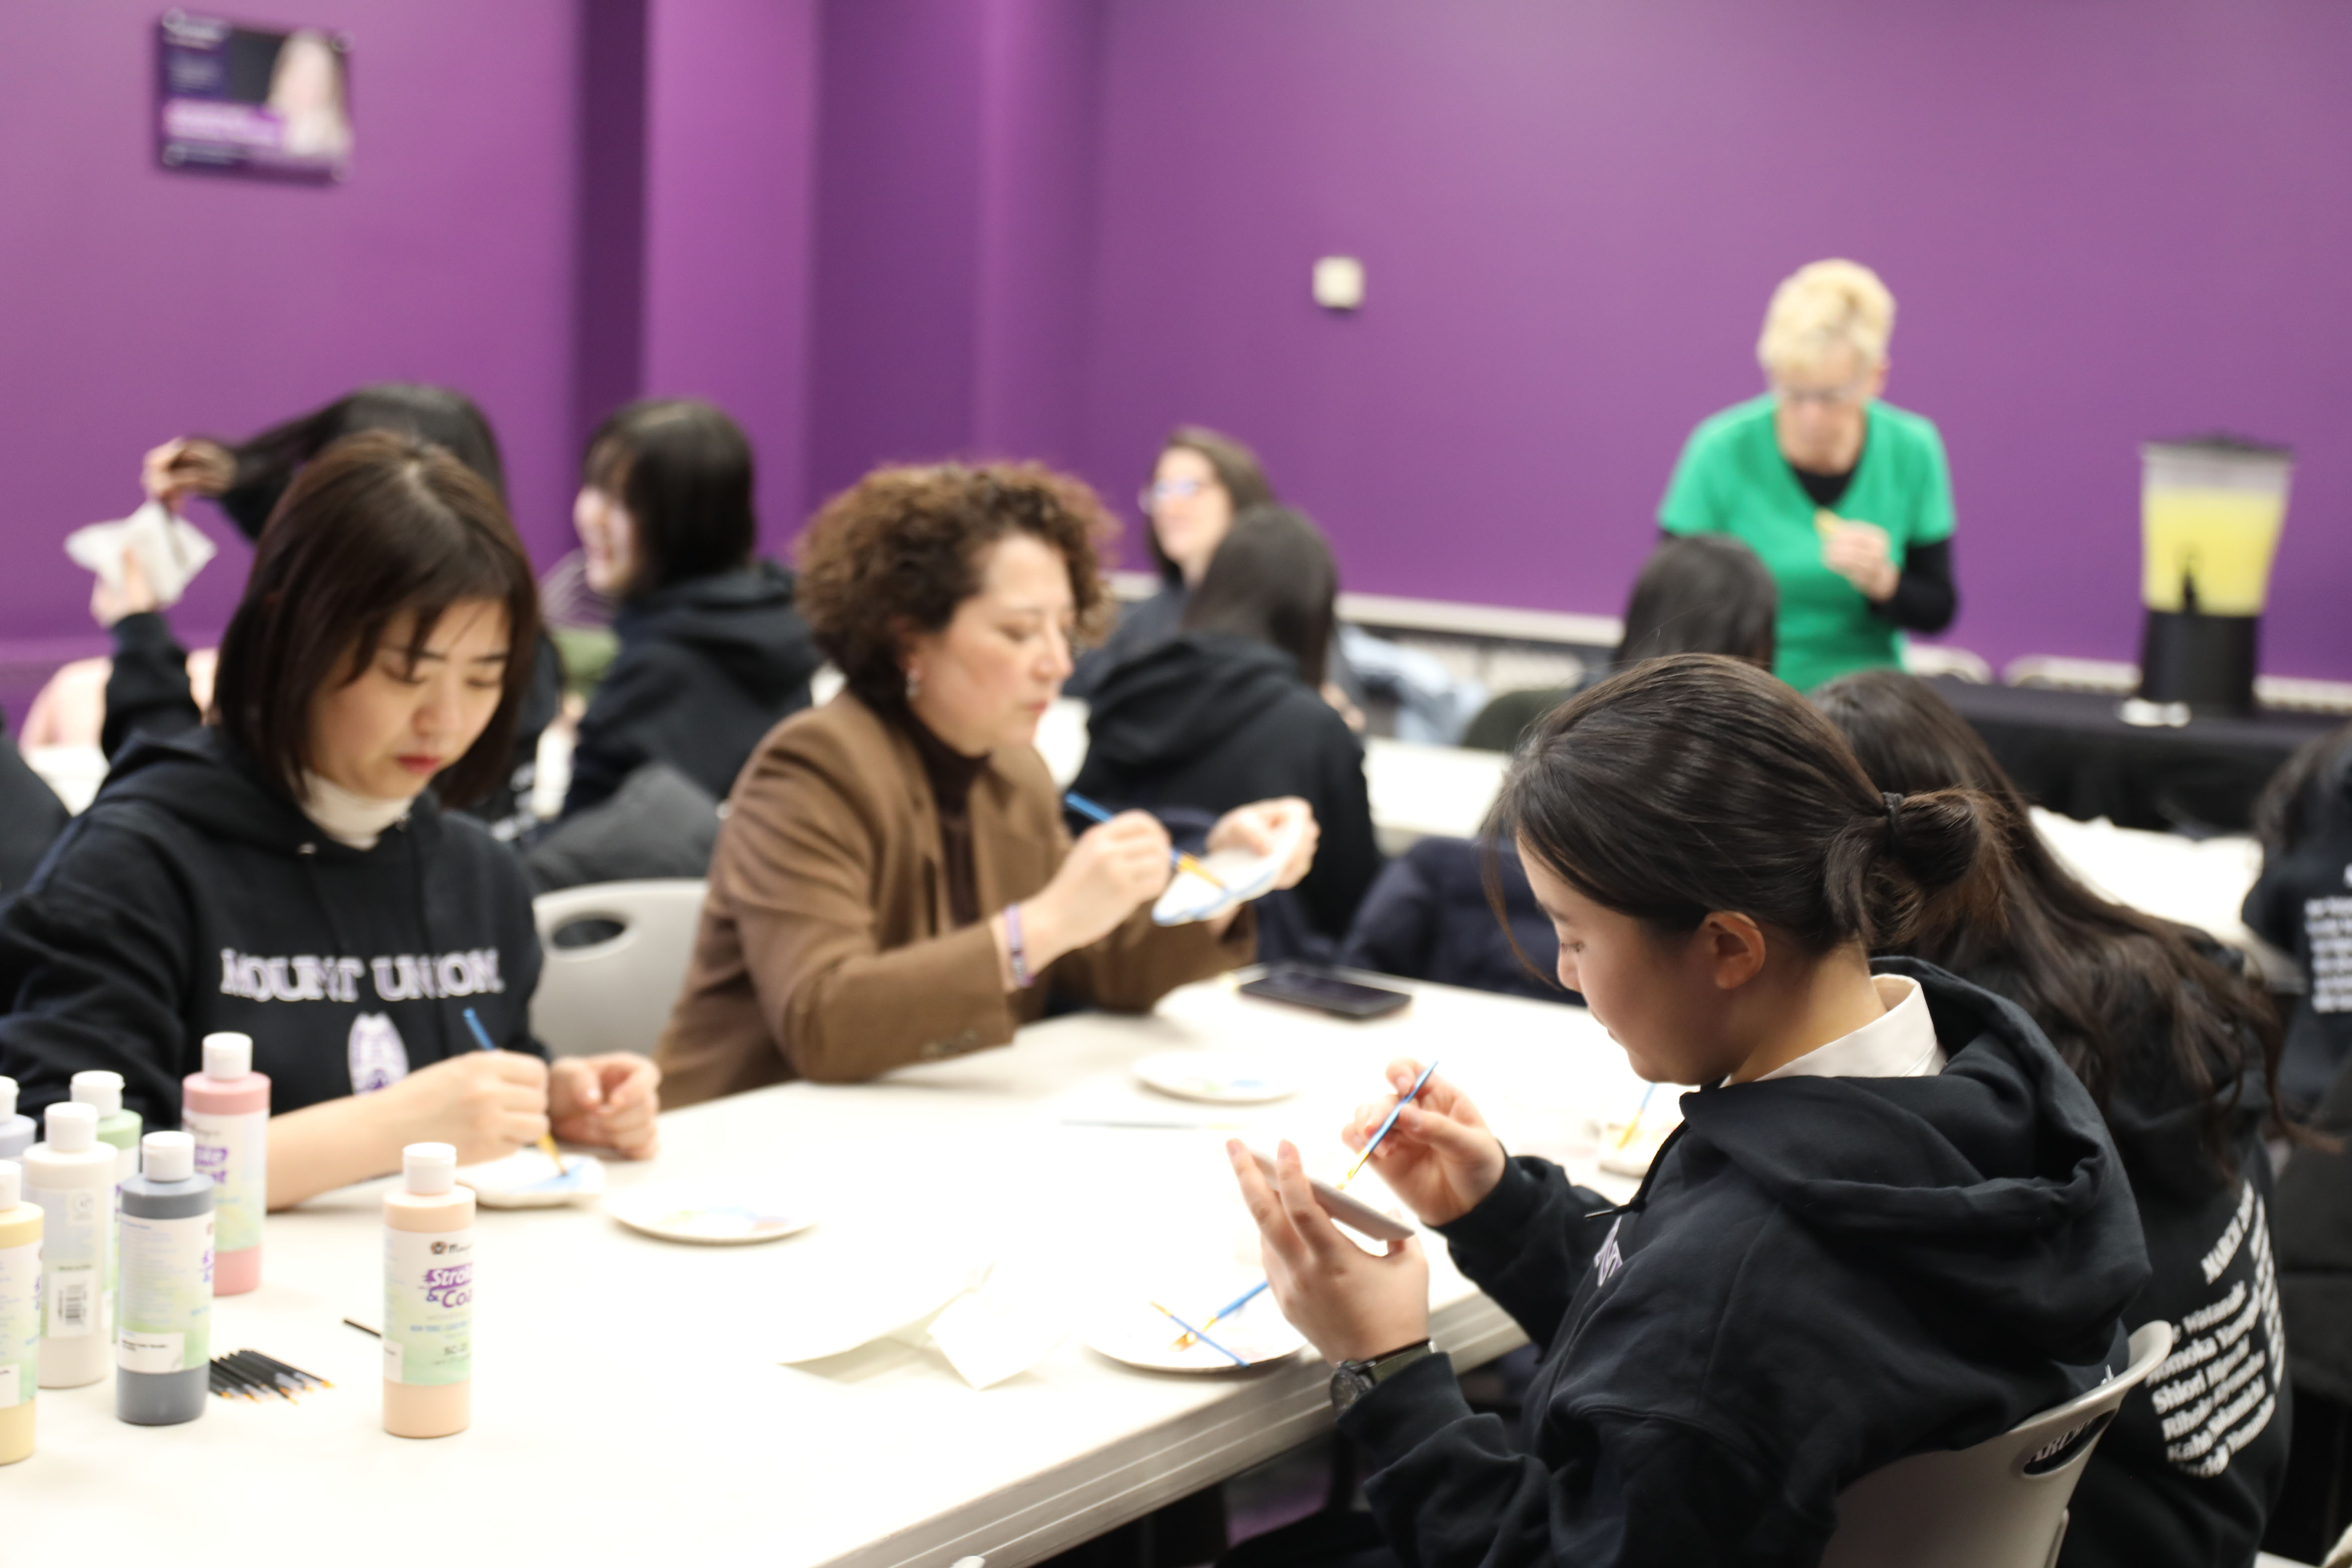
top-left (1077, 0), bottom-right (2352, 678)
top-left (0, 0), bottom-right (583, 711)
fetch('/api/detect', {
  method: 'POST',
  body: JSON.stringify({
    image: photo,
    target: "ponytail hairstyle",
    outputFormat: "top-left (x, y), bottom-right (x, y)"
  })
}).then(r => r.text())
top-left (1493, 655), bottom-right (2006, 959)
top-left (209, 384), bottom-right (506, 541)
top-left (1813, 667), bottom-right (2289, 1176)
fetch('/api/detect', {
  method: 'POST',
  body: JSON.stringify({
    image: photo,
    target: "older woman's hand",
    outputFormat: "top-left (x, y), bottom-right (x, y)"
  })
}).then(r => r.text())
top-left (1018, 811), bottom-right (1175, 971)
top-left (1821, 519), bottom-right (1900, 601)
top-left (1208, 797), bottom-right (1318, 890)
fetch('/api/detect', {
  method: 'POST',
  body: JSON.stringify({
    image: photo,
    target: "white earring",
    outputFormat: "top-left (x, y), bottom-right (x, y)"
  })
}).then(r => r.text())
top-left (906, 668), bottom-right (922, 701)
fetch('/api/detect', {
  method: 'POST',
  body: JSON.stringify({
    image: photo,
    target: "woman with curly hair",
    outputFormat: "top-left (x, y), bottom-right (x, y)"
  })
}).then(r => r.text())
top-left (654, 463), bottom-right (1319, 1100)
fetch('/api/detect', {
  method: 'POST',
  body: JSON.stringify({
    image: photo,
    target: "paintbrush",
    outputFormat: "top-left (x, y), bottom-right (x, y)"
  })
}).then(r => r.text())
top-left (1615, 1084), bottom-right (1657, 1151)
top-left (1063, 791), bottom-right (1226, 891)
top-left (1149, 1300), bottom-right (1247, 1367)
top-left (461, 1006), bottom-right (567, 1175)
top-left (1171, 1278), bottom-right (1270, 1351)
top-left (1343, 1059), bottom-right (1440, 1185)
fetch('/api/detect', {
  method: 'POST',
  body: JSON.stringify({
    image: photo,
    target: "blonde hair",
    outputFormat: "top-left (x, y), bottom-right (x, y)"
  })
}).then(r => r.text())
top-left (1757, 260), bottom-right (1895, 376)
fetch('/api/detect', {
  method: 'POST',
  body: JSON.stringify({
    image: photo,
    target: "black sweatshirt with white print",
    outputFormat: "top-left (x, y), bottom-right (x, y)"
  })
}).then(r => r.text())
top-left (1336, 959), bottom-right (2150, 1568)
top-left (0, 727), bottom-right (542, 1128)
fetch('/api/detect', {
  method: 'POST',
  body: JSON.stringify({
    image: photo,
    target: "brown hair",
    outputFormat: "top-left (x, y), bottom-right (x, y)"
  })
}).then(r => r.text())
top-left (795, 462), bottom-right (1115, 710)
top-left (211, 432), bottom-right (542, 807)
top-left (1494, 655), bottom-right (2006, 955)
top-left (1147, 426), bottom-right (1276, 583)
top-left (1812, 667), bottom-right (2290, 1174)
top-left (213, 383), bottom-right (505, 542)
top-left (1181, 505), bottom-right (1338, 689)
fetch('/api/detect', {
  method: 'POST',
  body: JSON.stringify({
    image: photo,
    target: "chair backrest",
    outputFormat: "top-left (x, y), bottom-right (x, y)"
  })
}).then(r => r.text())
top-left (529, 879), bottom-right (708, 1059)
top-left (1819, 1321), bottom-right (2175, 1568)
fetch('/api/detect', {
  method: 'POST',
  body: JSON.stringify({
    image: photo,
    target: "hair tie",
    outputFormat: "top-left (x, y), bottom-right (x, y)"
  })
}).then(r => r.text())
top-left (1882, 791), bottom-right (1905, 851)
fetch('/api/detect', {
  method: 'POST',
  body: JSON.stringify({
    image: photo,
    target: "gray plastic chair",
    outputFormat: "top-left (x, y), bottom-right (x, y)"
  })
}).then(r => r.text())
top-left (528, 878), bottom-right (707, 1058)
top-left (1820, 1321), bottom-right (2175, 1568)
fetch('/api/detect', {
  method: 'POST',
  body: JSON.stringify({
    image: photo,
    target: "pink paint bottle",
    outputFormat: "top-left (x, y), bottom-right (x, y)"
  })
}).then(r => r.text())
top-left (182, 1032), bottom-right (268, 1296)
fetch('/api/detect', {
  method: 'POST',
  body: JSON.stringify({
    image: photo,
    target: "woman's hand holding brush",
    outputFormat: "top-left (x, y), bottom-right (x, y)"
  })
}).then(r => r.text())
top-left (1341, 1059), bottom-right (1508, 1226)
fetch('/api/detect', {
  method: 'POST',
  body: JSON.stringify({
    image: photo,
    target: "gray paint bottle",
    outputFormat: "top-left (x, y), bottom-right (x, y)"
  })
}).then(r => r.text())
top-left (116, 1132), bottom-right (212, 1425)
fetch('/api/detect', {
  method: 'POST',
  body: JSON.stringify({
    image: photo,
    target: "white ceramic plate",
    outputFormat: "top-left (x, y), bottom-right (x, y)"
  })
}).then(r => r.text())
top-left (1083, 1287), bottom-right (1305, 1373)
top-left (1133, 1050), bottom-right (1297, 1105)
top-left (455, 1148), bottom-right (605, 1208)
top-left (607, 1186), bottom-right (817, 1245)
top-left (1152, 816), bottom-right (1307, 926)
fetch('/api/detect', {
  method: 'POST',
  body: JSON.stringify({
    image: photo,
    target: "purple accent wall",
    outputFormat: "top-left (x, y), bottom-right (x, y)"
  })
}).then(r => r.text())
top-left (0, 0), bottom-right (583, 717)
top-left (1075, 0), bottom-right (2352, 679)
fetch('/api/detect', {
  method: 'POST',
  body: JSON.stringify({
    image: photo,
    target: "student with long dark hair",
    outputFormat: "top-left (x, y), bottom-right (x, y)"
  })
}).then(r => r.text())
top-left (98, 384), bottom-right (565, 838)
top-left (0, 434), bottom-right (658, 1209)
top-left (1614, 532), bottom-right (1777, 668)
top-left (1071, 506), bottom-right (1379, 943)
top-left (1812, 668), bottom-right (2292, 1567)
top-left (1224, 654), bottom-right (2146, 1568)
top-left (560, 399), bottom-right (820, 816)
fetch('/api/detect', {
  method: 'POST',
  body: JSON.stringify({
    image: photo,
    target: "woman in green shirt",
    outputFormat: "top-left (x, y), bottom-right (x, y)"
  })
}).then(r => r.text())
top-left (1659, 259), bottom-right (1958, 693)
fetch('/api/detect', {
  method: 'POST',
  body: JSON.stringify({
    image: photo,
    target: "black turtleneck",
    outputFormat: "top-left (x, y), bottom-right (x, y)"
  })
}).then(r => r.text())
top-left (896, 708), bottom-right (991, 928)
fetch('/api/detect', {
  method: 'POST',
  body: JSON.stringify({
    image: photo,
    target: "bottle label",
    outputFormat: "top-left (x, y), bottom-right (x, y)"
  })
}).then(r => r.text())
top-left (0, 1239), bottom-right (37, 1405)
top-left (384, 1226), bottom-right (472, 1386)
top-left (185, 1107), bottom-right (268, 1255)
top-left (23, 1183), bottom-right (105, 1340)
top-left (117, 1210), bottom-right (212, 1373)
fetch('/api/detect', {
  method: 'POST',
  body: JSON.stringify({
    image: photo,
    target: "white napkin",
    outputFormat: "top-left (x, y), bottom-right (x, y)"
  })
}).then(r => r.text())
top-left (65, 501), bottom-right (219, 607)
top-left (926, 1274), bottom-right (1071, 1389)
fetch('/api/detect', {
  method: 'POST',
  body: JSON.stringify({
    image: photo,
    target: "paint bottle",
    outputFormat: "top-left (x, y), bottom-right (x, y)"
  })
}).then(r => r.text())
top-left (183, 1032), bottom-right (269, 1295)
top-left (0, 1160), bottom-right (40, 1464)
top-left (23, 1103), bottom-right (116, 1387)
top-left (116, 1132), bottom-right (212, 1426)
top-left (383, 1143), bottom-right (473, 1438)
top-left (0, 1079), bottom-right (34, 1163)
top-left (70, 1070), bottom-right (138, 1342)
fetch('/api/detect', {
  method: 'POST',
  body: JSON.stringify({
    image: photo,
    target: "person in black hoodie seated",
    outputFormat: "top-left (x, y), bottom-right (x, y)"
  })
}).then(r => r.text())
top-left (2244, 721), bottom-right (2352, 1119)
top-left (94, 384), bottom-right (565, 841)
top-left (1813, 667), bottom-right (2291, 1568)
top-left (560, 399), bottom-right (820, 816)
top-left (1071, 505), bottom-right (1380, 947)
top-left (1223, 654), bottom-right (2149, 1568)
top-left (0, 434), bottom-right (659, 1209)
top-left (1065, 426), bottom-right (1275, 700)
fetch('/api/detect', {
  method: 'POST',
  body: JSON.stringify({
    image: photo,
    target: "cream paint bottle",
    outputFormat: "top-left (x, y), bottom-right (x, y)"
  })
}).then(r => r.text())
top-left (183, 1032), bottom-right (269, 1295)
top-left (23, 1103), bottom-right (116, 1387)
top-left (0, 1079), bottom-right (34, 1162)
top-left (0, 1160), bottom-right (40, 1464)
top-left (70, 1071), bottom-right (138, 1341)
top-left (383, 1143), bottom-right (473, 1438)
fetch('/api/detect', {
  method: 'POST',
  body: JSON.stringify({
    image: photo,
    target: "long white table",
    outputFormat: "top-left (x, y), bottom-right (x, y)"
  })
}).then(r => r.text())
top-left (18, 975), bottom-right (1644, 1567)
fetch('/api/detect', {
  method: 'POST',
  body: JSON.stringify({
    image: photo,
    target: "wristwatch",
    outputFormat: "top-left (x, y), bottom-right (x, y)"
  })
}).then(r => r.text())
top-left (1329, 1339), bottom-right (1436, 1414)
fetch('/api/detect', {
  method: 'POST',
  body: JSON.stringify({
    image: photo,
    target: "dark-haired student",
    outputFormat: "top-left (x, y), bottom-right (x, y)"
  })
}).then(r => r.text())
top-left (1071, 506), bottom-right (1380, 944)
top-left (95, 384), bottom-right (564, 839)
top-left (2245, 721), bottom-right (2352, 1118)
top-left (1222, 654), bottom-right (2147, 1568)
top-left (1813, 667), bottom-right (2289, 1568)
top-left (0, 434), bottom-right (659, 1209)
top-left (560, 399), bottom-right (821, 816)
top-left (1615, 532), bottom-right (1777, 669)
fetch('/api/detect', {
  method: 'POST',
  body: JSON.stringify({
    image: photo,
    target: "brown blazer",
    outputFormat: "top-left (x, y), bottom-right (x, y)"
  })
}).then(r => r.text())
top-left (655, 693), bottom-right (1254, 1105)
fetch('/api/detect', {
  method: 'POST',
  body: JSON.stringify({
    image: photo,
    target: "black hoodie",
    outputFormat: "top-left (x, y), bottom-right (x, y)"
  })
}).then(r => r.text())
top-left (1070, 632), bottom-right (1381, 939)
top-left (0, 728), bottom-right (543, 1129)
top-left (562, 560), bottom-right (820, 817)
top-left (1338, 959), bottom-right (2150, 1568)
top-left (2242, 746), bottom-right (2352, 1116)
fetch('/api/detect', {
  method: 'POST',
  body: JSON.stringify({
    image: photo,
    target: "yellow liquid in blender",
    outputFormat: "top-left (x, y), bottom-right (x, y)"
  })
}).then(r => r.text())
top-left (2142, 488), bottom-right (2284, 614)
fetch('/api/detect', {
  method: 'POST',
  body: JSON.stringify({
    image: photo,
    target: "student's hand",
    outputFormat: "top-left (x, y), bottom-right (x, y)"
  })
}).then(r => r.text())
top-left (1821, 520), bottom-right (1899, 601)
top-left (379, 1050), bottom-right (551, 1166)
top-left (1208, 797), bottom-right (1318, 891)
top-left (1228, 1139), bottom-right (1430, 1365)
top-left (1025, 811), bottom-right (1176, 961)
top-left (550, 1053), bottom-right (661, 1159)
top-left (140, 437), bottom-right (234, 510)
top-left (90, 547), bottom-right (160, 628)
top-left (1343, 1059), bottom-right (1508, 1226)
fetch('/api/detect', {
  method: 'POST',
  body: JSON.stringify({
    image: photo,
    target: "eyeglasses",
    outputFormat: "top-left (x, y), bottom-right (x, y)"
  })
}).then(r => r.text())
top-left (1771, 375), bottom-right (1871, 409)
top-left (1139, 477), bottom-right (1215, 512)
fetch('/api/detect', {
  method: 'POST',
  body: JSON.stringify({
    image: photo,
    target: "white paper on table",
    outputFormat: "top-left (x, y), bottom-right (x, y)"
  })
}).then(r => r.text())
top-left (926, 1283), bottom-right (1071, 1389)
top-left (65, 501), bottom-right (219, 607)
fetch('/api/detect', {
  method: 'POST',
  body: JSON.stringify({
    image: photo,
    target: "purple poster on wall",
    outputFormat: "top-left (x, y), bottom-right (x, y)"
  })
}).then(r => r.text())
top-left (156, 11), bottom-right (353, 183)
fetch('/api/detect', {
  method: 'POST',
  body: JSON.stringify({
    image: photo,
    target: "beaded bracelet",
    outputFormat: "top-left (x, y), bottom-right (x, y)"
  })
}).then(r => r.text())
top-left (1004, 902), bottom-right (1035, 988)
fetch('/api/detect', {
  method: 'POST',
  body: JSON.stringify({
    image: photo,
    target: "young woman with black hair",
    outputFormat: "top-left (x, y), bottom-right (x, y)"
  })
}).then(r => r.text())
top-left (97, 384), bottom-right (564, 838)
top-left (0, 434), bottom-right (658, 1210)
top-left (560, 398), bottom-right (821, 816)
top-left (1812, 667), bottom-right (2293, 1568)
top-left (1224, 654), bottom-right (2147, 1568)
top-left (1613, 532), bottom-right (1777, 669)
top-left (1071, 506), bottom-right (1380, 943)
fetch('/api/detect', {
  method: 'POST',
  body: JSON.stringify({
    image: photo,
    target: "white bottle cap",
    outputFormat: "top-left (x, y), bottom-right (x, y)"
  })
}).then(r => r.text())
top-left (44, 1100), bottom-right (98, 1153)
top-left (202, 1032), bottom-right (253, 1081)
top-left (0, 1077), bottom-right (15, 1119)
top-left (69, 1070), bottom-right (124, 1116)
top-left (0, 1160), bottom-right (17, 1210)
top-left (403, 1143), bottom-right (457, 1195)
top-left (142, 1131), bottom-right (196, 1183)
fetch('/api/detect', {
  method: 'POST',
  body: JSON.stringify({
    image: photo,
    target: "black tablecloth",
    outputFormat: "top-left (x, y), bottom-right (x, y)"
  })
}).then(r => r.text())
top-left (1928, 677), bottom-right (2346, 834)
